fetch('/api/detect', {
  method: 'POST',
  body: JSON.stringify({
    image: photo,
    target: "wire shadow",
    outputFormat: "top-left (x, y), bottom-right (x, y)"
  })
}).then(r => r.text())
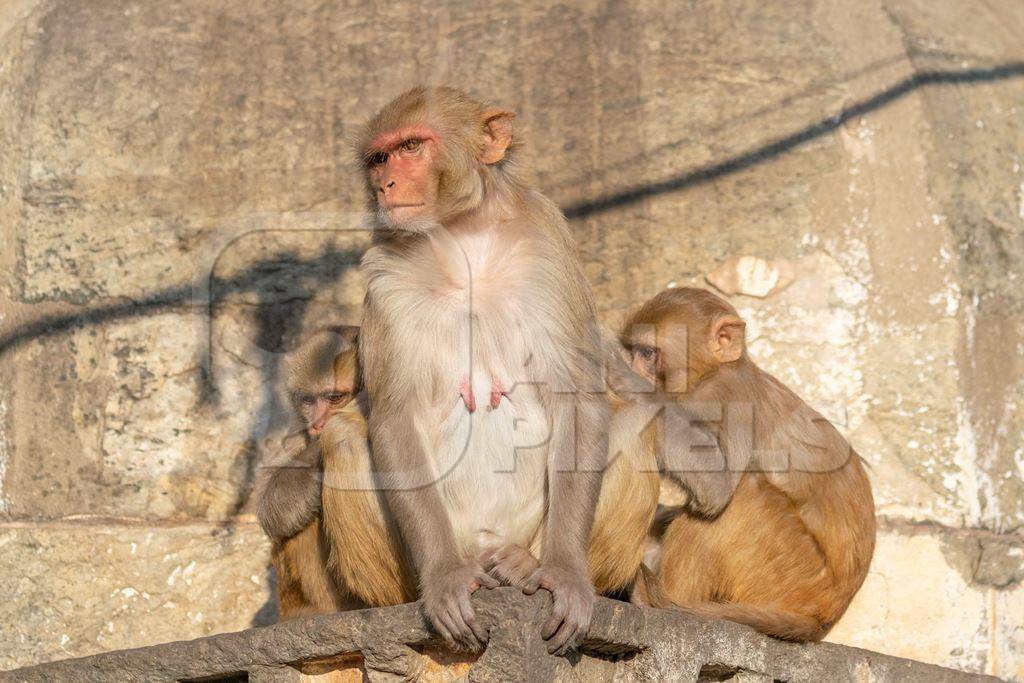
top-left (563, 61), bottom-right (1024, 220)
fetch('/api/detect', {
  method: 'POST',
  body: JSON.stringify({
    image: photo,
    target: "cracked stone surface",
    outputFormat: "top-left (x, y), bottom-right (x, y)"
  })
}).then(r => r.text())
top-left (0, 589), bottom-right (1002, 683)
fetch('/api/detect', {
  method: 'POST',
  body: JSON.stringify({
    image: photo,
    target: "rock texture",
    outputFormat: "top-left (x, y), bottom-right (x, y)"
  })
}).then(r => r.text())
top-left (0, 0), bottom-right (1022, 679)
top-left (0, 589), bottom-right (1002, 683)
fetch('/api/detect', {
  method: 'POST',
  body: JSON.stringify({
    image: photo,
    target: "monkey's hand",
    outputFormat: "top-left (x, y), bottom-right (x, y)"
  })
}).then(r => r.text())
top-left (420, 561), bottom-right (499, 652)
top-left (255, 463), bottom-right (323, 541)
top-left (523, 563), bottom-right (595, 656)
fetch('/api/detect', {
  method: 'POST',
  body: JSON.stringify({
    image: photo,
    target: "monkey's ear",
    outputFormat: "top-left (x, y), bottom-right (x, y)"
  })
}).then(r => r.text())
top-left (710, 315), bottom-right (745, 363)
top-left (481, 109), bottom-right (515, 164)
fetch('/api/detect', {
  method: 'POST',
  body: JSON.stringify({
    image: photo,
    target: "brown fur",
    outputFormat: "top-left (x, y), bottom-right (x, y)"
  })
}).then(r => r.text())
top-left (587, 391), bottom-right (661, 594)
top-left (622, 287), bottom-right (876, 641)
top-left (319, 403), bottom-right (418, 607)
top-left (273, 522), bottom-right (355, 619)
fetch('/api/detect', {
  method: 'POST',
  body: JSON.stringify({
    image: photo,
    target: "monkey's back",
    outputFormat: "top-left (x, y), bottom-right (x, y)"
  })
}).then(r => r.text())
top-left (658, 363), bottom-right (876, 639)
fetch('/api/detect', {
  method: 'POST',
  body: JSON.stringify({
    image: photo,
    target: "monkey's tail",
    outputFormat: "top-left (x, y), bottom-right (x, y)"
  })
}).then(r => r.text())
top-left (630, 566), bottom-right (825, 642)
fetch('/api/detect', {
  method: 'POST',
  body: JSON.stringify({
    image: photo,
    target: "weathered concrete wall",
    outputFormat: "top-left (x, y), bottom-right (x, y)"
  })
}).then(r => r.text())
top-left (0, 0), bottom-right (1021, 679)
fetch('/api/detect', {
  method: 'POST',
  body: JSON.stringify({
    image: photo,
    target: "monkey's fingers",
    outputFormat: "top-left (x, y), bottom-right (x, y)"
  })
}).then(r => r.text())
top-left (445, 604), bottom-right (480, 651)
top-left (457, 590), bottom-right (489, 646)
top-left (541, 594), bottom-right (568, 641)
top-left (545, 595), bottom-right (588, 655)
top-left (430, 609), bottom-right (457, 646)
top-left (522, 570), bottom-right (548, 595)
top-left (544, 614), bottom-right (578, 655)
top-left (473, 570), bottom-right (500, 590)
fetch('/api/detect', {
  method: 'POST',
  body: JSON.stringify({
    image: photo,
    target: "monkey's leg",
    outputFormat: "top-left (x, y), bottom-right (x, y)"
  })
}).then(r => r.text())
top-left (274, 522), bottom-right (350, 620)
top-left (657, 477), bottom-right (829, 641)
top-left (656, 514), bottom-right (721, 605)
top-left (480, 540), bottom-right (539, 588)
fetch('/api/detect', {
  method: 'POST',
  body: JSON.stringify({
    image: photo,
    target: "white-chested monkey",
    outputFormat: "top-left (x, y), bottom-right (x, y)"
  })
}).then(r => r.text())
top-left (358, 87), bottom-right (609, 654)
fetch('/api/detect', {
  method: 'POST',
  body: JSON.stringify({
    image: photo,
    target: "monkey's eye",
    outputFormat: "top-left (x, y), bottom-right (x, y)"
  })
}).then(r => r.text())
top-left (324, 391), bottom-right (349, 405)
top-left (634, 345), bottom-right (657, 361)
top-left (367, 151), bottom-right (389, 166)
top-left (299, 394), bottom-right (316, 406)
top-left (400, 138), bottom-right (422, 152)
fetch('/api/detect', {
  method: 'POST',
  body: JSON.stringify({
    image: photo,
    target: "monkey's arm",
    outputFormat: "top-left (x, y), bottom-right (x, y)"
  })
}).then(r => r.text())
top-left (360, 303), bottom-right (497, 650)
top-left (603, 335), bottom-right (737, 519)
top-left (366, 398), bottom-right (499, 649)
top-left (526, 384), bottom-right (608, 655)
top-left (661, 384), bottom-right (746, 519)
top-left (256, 440), bottom-right (323, 541)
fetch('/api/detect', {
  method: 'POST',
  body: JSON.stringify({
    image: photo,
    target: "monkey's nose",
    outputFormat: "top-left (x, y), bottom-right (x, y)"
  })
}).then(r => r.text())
top-left (379, 180), bottom-right (396, 194)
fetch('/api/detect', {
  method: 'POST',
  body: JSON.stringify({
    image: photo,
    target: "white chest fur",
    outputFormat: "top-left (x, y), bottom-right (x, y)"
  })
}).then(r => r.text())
top-left (369, 227), bottom-right (558, 556)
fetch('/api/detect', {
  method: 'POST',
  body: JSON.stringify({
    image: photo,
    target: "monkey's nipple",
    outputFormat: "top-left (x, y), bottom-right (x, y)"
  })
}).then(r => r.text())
top-left (459, 376), bottom-right (477, 413)
top-left (489, 377), bottom-right (509, 410)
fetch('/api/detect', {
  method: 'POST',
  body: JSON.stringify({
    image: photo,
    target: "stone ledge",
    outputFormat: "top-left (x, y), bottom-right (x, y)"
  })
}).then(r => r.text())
top-left (0, 588), bottom-right (999, 682)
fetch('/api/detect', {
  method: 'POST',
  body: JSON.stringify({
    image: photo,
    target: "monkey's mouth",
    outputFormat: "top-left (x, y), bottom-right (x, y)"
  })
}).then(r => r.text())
top-left (383, 203), bottom-right (426, 210)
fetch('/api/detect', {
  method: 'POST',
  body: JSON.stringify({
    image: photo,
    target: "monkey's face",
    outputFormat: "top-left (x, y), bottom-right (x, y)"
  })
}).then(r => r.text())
top-left (622, 288), bottom-right (747, 392)
top-left (297, 381), bottom-right (355, 437)
top-left (623, 330), bottom-right (661, 384)
top-left (361, 88), bottom-right (516, 232)
top-left (622, 327), bottom-right (692, 393)
top-left (287, 341), bottom-right (360, 438)
top-left (365, 125), bottom-right (443, 229)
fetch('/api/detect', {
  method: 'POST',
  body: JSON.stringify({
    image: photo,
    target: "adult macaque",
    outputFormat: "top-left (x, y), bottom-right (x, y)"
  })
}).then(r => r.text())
top-left (358, 87), bottom-right (609, 654)
top-left (256, 327), bottom-right (360, 618)
top-left (622, 287), bottom-right (876, 641)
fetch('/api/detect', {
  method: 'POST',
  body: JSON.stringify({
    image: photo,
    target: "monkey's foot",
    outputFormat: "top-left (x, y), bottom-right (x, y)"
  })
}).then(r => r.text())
top-left (481, 543), bottom-right (539, 588)
top-left (459, 376), bottom-right (476, 412)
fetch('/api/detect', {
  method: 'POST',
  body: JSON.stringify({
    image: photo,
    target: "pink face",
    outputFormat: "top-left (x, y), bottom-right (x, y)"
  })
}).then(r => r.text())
top-left (365, 124), bottom-right (441, 225)
top-left (299, 388), bottom-right (354, 437)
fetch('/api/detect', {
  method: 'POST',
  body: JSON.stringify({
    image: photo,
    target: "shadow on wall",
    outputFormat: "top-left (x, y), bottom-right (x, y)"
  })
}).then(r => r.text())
top-left (563, 61), bottom-right (1024, 220)
top-left (2, 245), bottom-right (363, 515)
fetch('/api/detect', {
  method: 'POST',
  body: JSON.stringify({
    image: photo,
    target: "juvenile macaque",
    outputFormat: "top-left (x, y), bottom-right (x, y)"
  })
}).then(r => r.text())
top-left (358, 87), bottom-right (609, 654)
top-left (256, 327), bottom-right (417, 615)
top-left (256, 327), bottom-right (360, 618)
top-left (621, 287), bottom-right (876, 641)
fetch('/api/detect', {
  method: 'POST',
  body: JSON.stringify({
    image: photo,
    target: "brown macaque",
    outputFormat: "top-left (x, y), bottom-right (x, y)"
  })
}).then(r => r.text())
top-left (318, 395), bottom-right (418, 608)
top-left (358, 87), bottom-right (609, 654)
top-left (256, 327), bottom-right (361, 618)
top-left (621, 287), bottom-right (876, 642)
top-left (257, 327), bottom-right (418, 616)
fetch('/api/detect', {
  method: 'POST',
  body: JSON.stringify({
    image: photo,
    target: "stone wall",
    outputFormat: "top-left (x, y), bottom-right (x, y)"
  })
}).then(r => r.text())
top-left (0, 0), bottom-right (1021, 679)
